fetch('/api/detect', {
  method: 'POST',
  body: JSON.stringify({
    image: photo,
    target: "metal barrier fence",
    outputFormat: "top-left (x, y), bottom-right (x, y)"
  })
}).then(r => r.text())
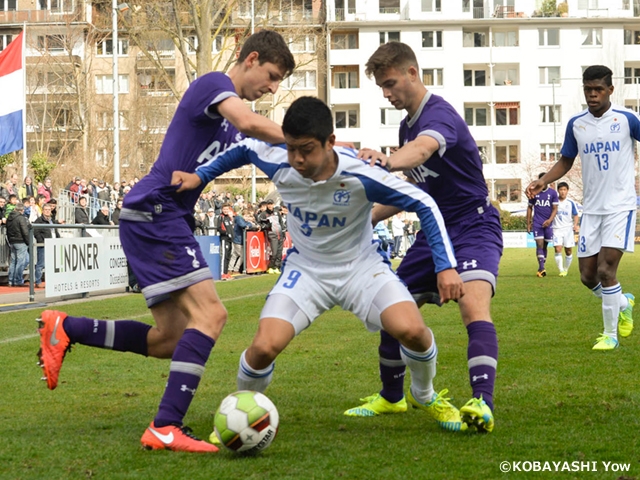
top-left (57, 189), bottom-right (116, 224)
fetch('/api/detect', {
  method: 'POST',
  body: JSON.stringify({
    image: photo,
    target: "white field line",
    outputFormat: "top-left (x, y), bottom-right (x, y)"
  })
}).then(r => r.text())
top-left (0, 291), bottom-right (268, 345)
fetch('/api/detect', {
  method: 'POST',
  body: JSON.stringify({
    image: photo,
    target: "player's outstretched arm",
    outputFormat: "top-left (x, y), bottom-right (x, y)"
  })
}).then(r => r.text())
top-left (525, 155), bottom-right (575, 199)
top-left (384, 136), bottom-right (439, 172)
top-left (436, 268), bottom-right (465, 303)
top-left (218, 97), bottom-right (284, 144)
top-left (171, 171), bottom-right (202, 193)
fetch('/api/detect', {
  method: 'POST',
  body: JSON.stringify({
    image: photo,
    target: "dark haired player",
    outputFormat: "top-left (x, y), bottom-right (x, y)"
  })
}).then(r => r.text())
top-left (36, 30), bottom-right (295, 453)
top-left (527, 65), bottom-right (636, 350)
top-left (173, 96), bottom-right (468, 432)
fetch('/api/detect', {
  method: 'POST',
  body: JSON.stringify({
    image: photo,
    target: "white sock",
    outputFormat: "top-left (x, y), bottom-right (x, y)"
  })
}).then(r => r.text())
top-left (619, 292), bottom-right (629, 312)
top-left (602, 285), bottom-right (621, 340)
top-left (400, 334), bottom-right (436, 404)
top-left (236, 350), bottom-right (274, 393)
top-left (555, 253), bottom-right (563, 272)
top-left (564, 255), bottom-right (573, 272)
top-left (592, 283), bottom-right (602, 299)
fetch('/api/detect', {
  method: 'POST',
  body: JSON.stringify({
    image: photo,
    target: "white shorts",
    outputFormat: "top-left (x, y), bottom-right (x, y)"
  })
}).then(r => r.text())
top-left (577, 210), bottom-right (636, 258)
top-left (553, 226), bottom-right (576, 248)
top-left (260, 246), bottom-right (414, 335)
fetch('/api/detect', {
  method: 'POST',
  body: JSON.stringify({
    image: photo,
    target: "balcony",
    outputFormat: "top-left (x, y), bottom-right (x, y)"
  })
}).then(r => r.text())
top-left (0, 5), bottom-right (85, 23)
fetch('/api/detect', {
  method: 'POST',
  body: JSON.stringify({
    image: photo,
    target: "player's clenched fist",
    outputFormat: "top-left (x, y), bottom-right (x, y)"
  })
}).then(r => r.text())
top-left (436, 269), bottom-right (465, 303)
top-left (171, 171), bottom-right (202, 192)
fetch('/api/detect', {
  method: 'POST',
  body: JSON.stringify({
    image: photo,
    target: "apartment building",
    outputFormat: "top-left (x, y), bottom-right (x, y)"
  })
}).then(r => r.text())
top-left (326, 0), bottom-right (640, 211)
top-left (0, 0), bottom-right (323, 185)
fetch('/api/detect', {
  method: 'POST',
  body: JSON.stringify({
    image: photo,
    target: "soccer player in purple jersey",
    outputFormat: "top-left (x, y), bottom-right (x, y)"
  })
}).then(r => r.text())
top-left (526, 172), bottom-right (559, 277)
top-left (348, 42), bottom-right (503, 433)
top-left (35, 30), bottom-right (295, 453)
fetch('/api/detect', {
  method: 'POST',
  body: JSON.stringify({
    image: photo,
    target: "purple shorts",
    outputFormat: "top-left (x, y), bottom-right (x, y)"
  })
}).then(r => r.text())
top-left (532, 225), bottom-right (553, 242)
top-left (119, 217), bottom-right (213, 307)
top-left (397, 206), bottom-right (503, 297)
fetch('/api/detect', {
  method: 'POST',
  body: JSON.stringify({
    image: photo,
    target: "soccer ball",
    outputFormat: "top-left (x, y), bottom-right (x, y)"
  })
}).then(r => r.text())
top-left (213, 390), bottom-right (279, 454)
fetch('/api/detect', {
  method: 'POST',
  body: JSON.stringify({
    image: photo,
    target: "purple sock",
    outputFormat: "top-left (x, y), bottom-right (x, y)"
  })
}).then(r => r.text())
top-left (63, 316), bottom-right (151, 356)
top-left (467, 321), bottom-right (498, 411)
top-left (154, 329), bottom-right (215, 427)
top-left (378, 330), bottom-right (406, 403)
top-left (536, 249), bottom-right (546, 270)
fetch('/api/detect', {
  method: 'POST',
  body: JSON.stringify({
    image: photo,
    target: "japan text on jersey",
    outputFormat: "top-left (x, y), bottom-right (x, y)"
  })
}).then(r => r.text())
top-left (196, 139), bottom-right (457, 272)
top-left (561, 104), bottom-right (640, 214)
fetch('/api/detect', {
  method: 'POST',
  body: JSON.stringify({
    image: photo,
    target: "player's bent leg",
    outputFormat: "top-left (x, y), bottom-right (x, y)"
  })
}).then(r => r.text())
top-left (143, 280), bottom-right (227, 453)
top-left (459, 281), bottom-right (497, 433)
top-left (36, 308), bottom-right (155, 389)
top-left (380, 300), bottom-right (465, 432)
top-left (147, 300), bottom-right (192, 358)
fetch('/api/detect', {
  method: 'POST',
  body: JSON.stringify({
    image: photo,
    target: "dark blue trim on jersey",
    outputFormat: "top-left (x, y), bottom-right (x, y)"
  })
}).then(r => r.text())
top-left (625, 210), bottom-right (634, 248)
top-left (570, 200), bottom-right (579, 216)
top-left (613, 109), bottom-right (640, 142)
top-left (195, 142), bottom-right (289, 184)
top-left (346, 171), bottom-right (455, 272)
top-left (561, 111), bottom-right (589, 158)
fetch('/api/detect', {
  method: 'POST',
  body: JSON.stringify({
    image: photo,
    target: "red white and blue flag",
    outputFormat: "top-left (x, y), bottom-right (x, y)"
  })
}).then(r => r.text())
top-left (0, 31), bottom-right (25, 156)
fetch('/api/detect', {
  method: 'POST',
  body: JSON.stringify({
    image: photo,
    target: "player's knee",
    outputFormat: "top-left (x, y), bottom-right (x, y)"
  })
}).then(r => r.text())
top-left (397, 323), bottom-right (430, 351)
top-left (247, 339), bottom-right (279, 369)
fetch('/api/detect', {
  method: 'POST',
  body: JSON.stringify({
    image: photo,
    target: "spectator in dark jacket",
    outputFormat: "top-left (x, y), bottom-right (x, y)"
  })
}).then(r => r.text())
top-left (228, 208), bottom-right (256, 274)
top-left (91, 205), bottom-right (113, 225)
top-left (217, 204), bottom-right (234, 279)
top-left (112, 198), bottom-right (123, 225)
top-left (75, 196), bottom-right (90, 224)
top-left (7, 203), bottom-right (29, 286)
top-left (33, 203), bottom-right (61, 287)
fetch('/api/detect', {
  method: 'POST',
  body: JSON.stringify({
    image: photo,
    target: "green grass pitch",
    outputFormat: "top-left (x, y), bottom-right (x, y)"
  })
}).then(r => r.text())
top-left (1, 248), bottom-right (639, 479)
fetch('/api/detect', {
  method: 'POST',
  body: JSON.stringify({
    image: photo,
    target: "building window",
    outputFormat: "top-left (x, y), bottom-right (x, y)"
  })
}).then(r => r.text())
top-left (540, 105), bottom-right (561, 123)
top-left (494, 65), bottom-right (518, 86)
top-left (478, 145), bottom-right (489, 164)
top-left (462, 0), bottom-right (470, 12)
top-left (463, 29), bottom-right (488, 47)
top-left (289, 35), bottom-right (316, 53)
top-left (422, 68), bottom-right (443, 86)
top-left (95, 74), bottom-right (130, 94)
top-left (37, 35), bottom-right (67, 53)
top-left (97, 38), bottom-right (129, 56)
top-left (539, 66), bottom-right (560, 85)
top-left (495, 180), bottom-right (521, 203)
top-left (379, 0), bottom-right (400, 14)
top-left (464, 105), bottom-right (488, 126)
top-left (381, 146), bottom-right (399, 155)
top-left (335, 108), bottom-right (359, 128)
top-left (379, 31), bottom-right (400, 44)
top-left (540, 144), bottom-right (560, 162)
top-left (332, 32), bottom-right (358, 50)
top-left (581, 28), bottom-right (602, 46)
top-left (421, 0), bottom-right (441, 12)
top-left (0, 34), bottom-right (13, 52)
top-left (1, 0), bottom-right (16, 11)
top-left (380, 108), bottom-right (404, 126)
top-left (539, 28), bottom-right (560, 46)
top-left (578, 0), bottom-right (599, 8)
top-left (493, 30), bottom-right (518, 47)
top-left (495, 103), bottom-right (519, 126)
top-left (187, 35), bottom-right (225, 54)
top-left (38, 0), bottom-right (74, 12)
top-left (495, 144), bottom-right (519, 164)
top-left (285, 70), bottom-right (317, 89)
top-left (332, 67), bottom-right (358, 89)
top-left (625, 67), bottom-right (640, 84)
top-left (422, 31), bottom-right (442, 48)
top-left (464, 68), bottom-right (487, 86)
top-left (624, 29), bottom-right (640, 45)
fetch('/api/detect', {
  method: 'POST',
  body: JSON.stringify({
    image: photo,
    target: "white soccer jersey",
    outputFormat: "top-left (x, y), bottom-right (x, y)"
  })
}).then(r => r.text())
top-left (195, 139), bottom-right (457, 272)
top-left (553, 198), bottom-right (579, 230)
top-left (561, 104), bottom-right (640, 214)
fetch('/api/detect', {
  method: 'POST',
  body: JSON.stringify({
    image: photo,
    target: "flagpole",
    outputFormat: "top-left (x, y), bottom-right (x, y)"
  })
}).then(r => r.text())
top-left (21, 23), bottom-right (27, 179)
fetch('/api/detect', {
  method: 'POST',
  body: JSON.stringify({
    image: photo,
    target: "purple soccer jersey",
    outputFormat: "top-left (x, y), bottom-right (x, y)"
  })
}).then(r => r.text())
top-left (395, 92), bottom-right (503, 293)
top-left (528, 188), bottom-right (558, 227)
top-left (119, 72), bottom-right (244, 303)
top-left (399, 93), bottom-right (491, 223)
top-left (123, 72), bottom-right (244, 221)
